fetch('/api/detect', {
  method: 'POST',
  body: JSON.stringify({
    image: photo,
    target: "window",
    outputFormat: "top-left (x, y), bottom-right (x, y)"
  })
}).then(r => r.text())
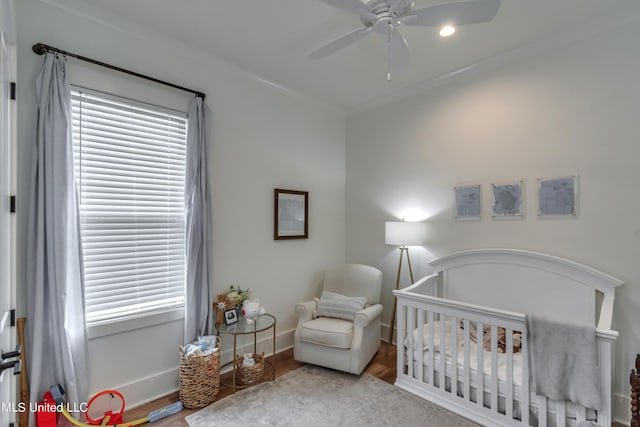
top-left (72, 88), bottom-right (187, 326)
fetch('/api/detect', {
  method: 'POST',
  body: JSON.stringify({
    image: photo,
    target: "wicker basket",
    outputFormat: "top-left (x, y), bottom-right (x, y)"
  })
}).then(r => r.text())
top-left (234, 353), bottom-right (265, 385)
top-left (179, 346), bottom-right (221, 409)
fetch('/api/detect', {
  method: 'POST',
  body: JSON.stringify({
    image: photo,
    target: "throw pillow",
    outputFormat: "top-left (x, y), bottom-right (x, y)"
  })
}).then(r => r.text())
top-left (316, 291), bottom-right (367, 321)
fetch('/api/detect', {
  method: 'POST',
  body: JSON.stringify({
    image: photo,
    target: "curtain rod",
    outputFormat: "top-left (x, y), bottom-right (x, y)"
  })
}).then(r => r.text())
top-left (32, 42), bottom-right (206, 99)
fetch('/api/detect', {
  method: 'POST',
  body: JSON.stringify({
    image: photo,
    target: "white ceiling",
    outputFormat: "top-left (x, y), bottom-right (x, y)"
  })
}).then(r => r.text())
top-left (44, 0), bottom-right (640, 111)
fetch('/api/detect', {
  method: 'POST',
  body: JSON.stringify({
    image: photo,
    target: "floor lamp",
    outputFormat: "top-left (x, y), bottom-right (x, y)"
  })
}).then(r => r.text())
top-left (385, 220), bottom-right (426, 359)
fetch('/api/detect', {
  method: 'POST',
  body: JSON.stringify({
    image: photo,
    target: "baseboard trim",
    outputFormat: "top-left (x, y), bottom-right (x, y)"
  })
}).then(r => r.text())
top-left (102, 327), bottom-right (295, 409)
top-left (381, 322), bottom-right (394, 344)
top-left (100, 366), bottom-right (180, 410)
top-left (613, 392), bottom-right (630, 425)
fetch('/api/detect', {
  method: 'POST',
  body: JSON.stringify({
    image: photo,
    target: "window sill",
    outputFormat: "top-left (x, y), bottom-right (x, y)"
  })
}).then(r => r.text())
top-left (87, 308), bottom-right (185, 340)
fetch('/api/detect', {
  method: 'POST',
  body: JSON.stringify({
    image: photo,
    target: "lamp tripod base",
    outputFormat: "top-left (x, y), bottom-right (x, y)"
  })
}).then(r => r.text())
top-left (385, 246), bottom-right (414, 360)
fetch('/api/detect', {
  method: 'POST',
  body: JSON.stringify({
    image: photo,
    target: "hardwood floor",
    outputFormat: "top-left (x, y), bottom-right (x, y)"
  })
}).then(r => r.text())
top-left (122, 342), bottom-right (397, 426)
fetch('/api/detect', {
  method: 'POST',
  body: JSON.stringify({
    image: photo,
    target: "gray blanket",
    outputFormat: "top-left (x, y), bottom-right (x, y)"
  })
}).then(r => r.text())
top-left (526, 314), bottom-right (601, 410)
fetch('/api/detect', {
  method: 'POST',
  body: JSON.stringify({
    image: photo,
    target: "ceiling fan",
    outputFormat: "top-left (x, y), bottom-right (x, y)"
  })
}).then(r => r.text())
top-left (309, 0), bottom-right (502, 80)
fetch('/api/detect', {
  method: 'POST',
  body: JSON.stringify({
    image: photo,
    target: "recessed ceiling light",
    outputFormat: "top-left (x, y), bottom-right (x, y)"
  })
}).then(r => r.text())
top-left (439, 25), bottom-right (456, 37)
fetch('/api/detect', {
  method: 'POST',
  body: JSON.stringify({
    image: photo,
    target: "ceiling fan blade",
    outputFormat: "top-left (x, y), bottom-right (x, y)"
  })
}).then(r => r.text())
top-left (387, 27), bottom-right (410, 71)
top-left (404, 0), bottom-right (501, 27)
top-left (308, 26), bottom-right (373, 59)
top-left (315, 0), bottom-right (372, 15)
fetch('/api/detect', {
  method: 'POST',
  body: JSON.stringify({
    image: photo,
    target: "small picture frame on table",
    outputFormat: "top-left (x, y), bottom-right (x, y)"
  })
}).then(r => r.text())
top-left (224, 308), bottom-right (239, 325)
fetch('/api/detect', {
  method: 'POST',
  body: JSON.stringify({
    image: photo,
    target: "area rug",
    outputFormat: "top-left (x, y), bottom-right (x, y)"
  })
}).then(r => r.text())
top-left (185, 365), bottom-right (479, 427)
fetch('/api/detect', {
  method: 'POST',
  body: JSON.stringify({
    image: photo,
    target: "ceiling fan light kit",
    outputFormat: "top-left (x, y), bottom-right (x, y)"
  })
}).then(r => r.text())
top-left (439, 25), bottom-right (456, 37)
top-left (310, 0), bottom-right (501, 80)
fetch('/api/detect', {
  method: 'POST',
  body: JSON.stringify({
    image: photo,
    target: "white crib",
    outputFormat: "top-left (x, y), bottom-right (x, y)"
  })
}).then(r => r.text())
top-left (393, 249), bottom-right (622, 427)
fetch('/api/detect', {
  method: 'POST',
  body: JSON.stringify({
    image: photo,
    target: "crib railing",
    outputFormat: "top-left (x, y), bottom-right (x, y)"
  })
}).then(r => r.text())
top-left (408, 305), bottom-right (525, 417)
top-left (394, 275), bottom-right (616, 427)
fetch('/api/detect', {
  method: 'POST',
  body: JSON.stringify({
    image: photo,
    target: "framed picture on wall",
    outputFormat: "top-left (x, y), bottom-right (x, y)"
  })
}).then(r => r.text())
top-left (491, 181), bottom-right (524, 219)
top-left (274, 188), bottom-right (309, 240)
top-left (454, 184), bottom-right (482, 221)
top-left (538, 175), bottom-right (577, 217)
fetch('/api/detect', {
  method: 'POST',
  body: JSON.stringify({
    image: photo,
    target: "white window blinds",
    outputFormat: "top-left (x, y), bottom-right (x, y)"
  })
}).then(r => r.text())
top-left (71, 88), bottom-right (187, 325)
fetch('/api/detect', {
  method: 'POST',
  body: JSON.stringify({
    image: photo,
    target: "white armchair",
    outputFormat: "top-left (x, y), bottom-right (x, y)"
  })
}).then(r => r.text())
top-left (293, 264), bottom-right (383, 374)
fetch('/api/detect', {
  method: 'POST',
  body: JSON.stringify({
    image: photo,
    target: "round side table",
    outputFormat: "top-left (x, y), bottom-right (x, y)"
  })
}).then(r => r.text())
top-left (217, 313), bottom-right (276, 393)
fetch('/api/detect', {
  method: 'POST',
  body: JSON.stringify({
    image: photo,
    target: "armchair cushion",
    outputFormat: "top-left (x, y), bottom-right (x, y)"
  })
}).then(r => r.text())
top-left (317, 291), bottom-right (367, 321)
top-left (298, 317), bottom-right (354, 349)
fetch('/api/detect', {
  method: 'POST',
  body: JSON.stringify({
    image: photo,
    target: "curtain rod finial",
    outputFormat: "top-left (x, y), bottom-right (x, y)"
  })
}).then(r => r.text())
top-left (32, 43), bottom-right (48, 55)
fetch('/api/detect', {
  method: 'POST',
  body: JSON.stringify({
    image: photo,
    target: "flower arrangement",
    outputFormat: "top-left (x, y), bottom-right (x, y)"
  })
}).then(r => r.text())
top-left (225, 285), bottom-right (250, 303)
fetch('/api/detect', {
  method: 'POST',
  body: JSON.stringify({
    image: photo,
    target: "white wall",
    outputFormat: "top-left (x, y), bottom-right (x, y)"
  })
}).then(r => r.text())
top-left (346, 17), bottom-right (640, 423)
top-left (15, 0), bottom-right (346, 406)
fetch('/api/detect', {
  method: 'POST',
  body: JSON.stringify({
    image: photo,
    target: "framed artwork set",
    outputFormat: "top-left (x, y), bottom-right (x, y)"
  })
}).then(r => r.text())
top-left (454, 176), bottom-right (577, 220)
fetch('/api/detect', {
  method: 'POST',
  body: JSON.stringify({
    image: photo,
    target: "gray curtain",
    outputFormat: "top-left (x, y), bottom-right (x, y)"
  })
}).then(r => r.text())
top-left (26, 54), bottom-right (88, 425)
top-left (184, 96), bottom-right (212, 343)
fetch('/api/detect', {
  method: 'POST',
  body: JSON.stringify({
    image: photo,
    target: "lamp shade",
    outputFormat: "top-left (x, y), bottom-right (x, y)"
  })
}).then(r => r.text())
top-left (385, 221), bottom-right (426, 246)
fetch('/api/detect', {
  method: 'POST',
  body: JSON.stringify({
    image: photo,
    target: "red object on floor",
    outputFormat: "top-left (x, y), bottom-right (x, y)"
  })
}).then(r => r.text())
top-left (36, 390), bottom-right (58, 427)
top-left (85, 389), bottom-right (126, 425)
